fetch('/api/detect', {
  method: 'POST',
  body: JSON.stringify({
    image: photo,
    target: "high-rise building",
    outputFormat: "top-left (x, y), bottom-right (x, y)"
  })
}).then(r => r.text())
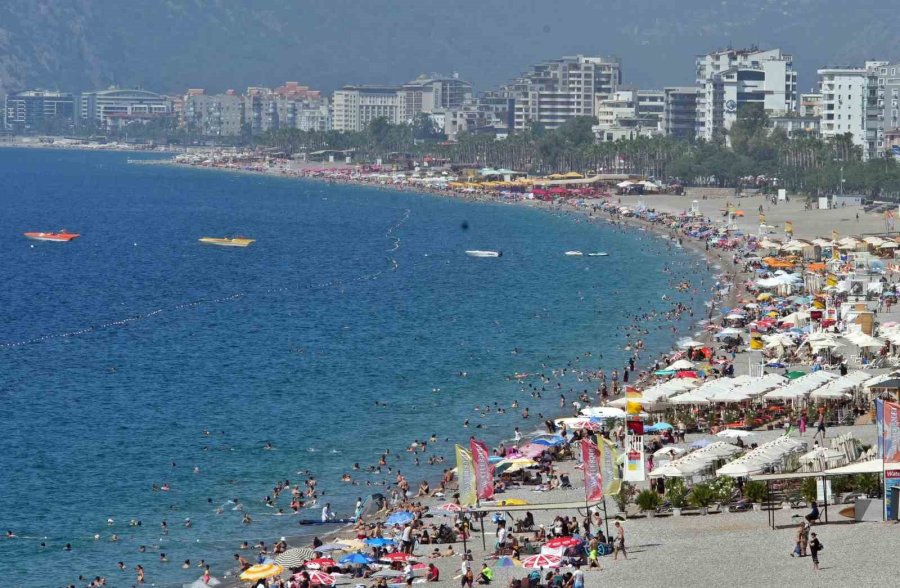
top-left (873, 62), bottom-right (900, 157)
top-left (695, 47), bottom-right (797, 141)
top-left (662, 87), bottom-right (699, 141)
top-left (184, 89), bottom-right (245, 136)
top-left (241, 83), bottom-right (328, 134)
top-left (800, 93), bottom-right (823, 118)
top-left (332, 86), bottom-right (403, 132)
top-left (498, 55), bottom-right (621, 131)
top-left (401, 74), bottom-right (473, 117)
top-left (818, 62), bottom-right (886, 159)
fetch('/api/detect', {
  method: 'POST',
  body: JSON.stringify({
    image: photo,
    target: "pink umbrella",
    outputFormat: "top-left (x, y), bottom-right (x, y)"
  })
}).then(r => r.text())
top-left (544, 536), bottom-right (582, 549)
top-left (521, 554), bottom-right (561, 569)
top-left (437, 503), bottom-right (463, 512)
top-left (569, 419), bottom-right (601, 431)
top-left (304, 558), bottom-right (336, 569)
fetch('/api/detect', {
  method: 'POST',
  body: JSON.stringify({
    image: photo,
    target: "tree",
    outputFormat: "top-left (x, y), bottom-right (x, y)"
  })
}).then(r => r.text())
top-left (555, 116), bottom-right (597, 149)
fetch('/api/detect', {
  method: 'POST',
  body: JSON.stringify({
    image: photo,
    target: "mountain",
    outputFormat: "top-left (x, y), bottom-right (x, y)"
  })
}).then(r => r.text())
top-left (1, 0), bottom-right (898, 96)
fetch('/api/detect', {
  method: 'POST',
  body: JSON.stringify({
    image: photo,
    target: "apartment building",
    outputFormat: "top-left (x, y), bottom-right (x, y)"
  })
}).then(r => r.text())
top-left (695, 47), bottom-right (797, 141)
top-left (184, 89), bottom-right (244, 136)
top-left (662, 87), bottom-right (699, 141)
top-left (4, 90), bottom-right (75, 132)
top-left (79, 88), bottom-right (171, 127)
top-left (817, 62), bottom-right (886, 159)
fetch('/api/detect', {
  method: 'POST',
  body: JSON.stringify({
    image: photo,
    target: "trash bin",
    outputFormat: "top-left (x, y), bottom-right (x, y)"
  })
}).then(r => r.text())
top-left (891, 487), bottom-right (900, 521)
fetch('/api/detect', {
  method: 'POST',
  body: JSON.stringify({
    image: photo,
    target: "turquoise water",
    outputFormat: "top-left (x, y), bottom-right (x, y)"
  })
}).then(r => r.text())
top-left (0, 149), bottom-right (709, 587)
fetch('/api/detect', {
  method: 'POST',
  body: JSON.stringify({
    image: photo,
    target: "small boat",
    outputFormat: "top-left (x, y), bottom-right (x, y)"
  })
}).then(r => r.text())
top-left (587, 252), bottom-right (609, 257)
top-left (466, 250), bottom-right (502, 258)
top-left (23, 230), bottom-right (80, 242)
top-left (198, 237), bottom-right (255, 248)
top-left (564, 250), bottom-right (584, 256)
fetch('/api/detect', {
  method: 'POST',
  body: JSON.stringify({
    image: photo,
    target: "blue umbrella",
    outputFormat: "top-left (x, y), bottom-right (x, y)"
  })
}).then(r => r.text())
top-left (385, 511), bottom-right (415, 526)
top-left (340, 552), bottom-right (374, 565)
top-left (364, 537), bottom-right (395, 547)
top-left (532, 435), bottom-right (565, 446)
top-left (488, 455), bottom-right (505, 464)
top-left (647, 422), bottom-right (673, 431)
top-left (765, 362), bottom-right (787, 368)
top-left (690, 438), bottom-right (710, 449)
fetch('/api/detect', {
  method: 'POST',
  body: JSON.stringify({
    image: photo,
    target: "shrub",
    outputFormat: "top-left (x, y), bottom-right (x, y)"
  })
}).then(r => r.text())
top-left (710, 476), bottom-right (736, 503)
top-left (613, 482), bottom-right (635, 513)
top-left (857, 473), bottom-right (881, 497)
top-left (800, 478), bottom-right (818, 505)
top-left (744, 480), bottom-right (767, 503)
top-left (689, 483), bottom-right (716, 508)
top-left (667, 477), bottom-right (688, 508)
top-left (635, 489), bottom-right (661, 513)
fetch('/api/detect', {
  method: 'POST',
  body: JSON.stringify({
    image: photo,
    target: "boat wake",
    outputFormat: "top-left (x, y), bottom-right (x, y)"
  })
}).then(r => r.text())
top-left (0, 209), bottom-right (412, 349)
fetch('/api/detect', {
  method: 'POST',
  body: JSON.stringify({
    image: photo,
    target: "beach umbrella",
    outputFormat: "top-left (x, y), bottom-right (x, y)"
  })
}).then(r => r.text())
top-left (690, 438), bottom-right (710, 449)
top-left (581, 406), bottom-right (626, 419)
top-left (544, 536), bottom-right (582, 549)
top-left (364, 537), bottom-right (395, 547)
top-left (786, 371), bottom-right (806, 380)
top-left (496, 556), bottom-right (520, 568)
top-left (385, 511), bottom-right (415, 526)
top-left (184, 579), bottom-right (221, 588)
top-left (304, 558), bottom-right (336, 569)
top-left (532, 435), bottom-right (566, 446)
top-left (716, 429), bottom-right (754, 439)
top-left (647, 422), bottom-right (674, 431)
top-left (275, 548), bottom-right (316, 568)
top-left (675, 370), bottom-right (699, 379)
top-left (307, 571), bottom-right (335, 585)
top-left (381, 552), bottom-right (415, 563)
top-left (240, 564), bottom-right (284, 582)
top-left (497, 498), bottom-right (529, 506)
top-left (437, 502), bottom-right (463, 513)
top-left (653, 446), bottom-right (685, 458)
top-left (665, 359), bottom-right (695, 371)
top-left (339, 552), bottom-right (374, 565)
top-left (568, 419), bottom-right (602, 431)
top-left (521, 554), bottom-right (562, 569)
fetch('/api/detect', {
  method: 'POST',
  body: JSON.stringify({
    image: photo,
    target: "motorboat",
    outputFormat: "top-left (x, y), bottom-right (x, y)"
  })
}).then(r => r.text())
top-left (587, 252), bottom-right (609, 257)
top-left (23, 230), bottom-right (80, 242)
top-left (465, 250), bottom-right (502, 258)
top-left (198, 236), bottom-right (255, 247)
top-left (564, 250), bottom-right (583, 256)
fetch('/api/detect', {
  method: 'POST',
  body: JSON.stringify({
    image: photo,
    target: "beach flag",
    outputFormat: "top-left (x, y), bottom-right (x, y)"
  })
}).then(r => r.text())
top-left (469, 438), bottom-right (495, 500)
top-left (597, 436), bottom-right (621, 496)
top-left (882, 400), bottom-right (900, 464)
top-left (877, 399), bottom-right (884, 459)
top-left (580, 438), bottom-right (603, 501)
top-left (625, 387), bottom-right (642, 415)
top-left (455, 445), bottom-right (478, 507)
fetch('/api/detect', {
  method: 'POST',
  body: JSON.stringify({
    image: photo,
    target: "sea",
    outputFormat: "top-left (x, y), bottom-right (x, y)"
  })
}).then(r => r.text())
top-left (0, 148), bottom-right (711, 587)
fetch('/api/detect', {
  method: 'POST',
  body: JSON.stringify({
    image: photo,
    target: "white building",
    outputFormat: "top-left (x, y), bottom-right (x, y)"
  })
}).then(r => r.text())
top-left (505, 55), bottom-right (621, 130)
top-left (818, 62), bottom-right (886, 158)
top-left (872, 62), bottom-right (900, 157)
top-left (79, 88), bottom-right (171, 127)
top-left (695, 47), bottom-right (797, 141)
top-left (332, 86), bottom-right (403, 132)
top-left (184, 90), bottom-right (244, 136)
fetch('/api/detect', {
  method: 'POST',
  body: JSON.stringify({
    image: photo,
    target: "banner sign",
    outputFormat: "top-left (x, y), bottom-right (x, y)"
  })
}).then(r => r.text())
top-left (877, 399), bottom-right (884, 459)
top-left (886, 470), bottom-right (900, 520)
top-left (622, 434), bottom-right (645, 482)
top-left (598, 436), bottom-right (621, 496)
top-left (580, 438), bottom-right (603, 501)
top-left (469, 438), bottom-right (495, 500)
top-left (455, 445), bottom-right (477, 506)
top-left (884, 401), bottom-right (900, 464)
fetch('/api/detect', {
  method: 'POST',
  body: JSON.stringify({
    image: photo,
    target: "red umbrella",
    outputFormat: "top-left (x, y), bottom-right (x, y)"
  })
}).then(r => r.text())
top-left (437, 502), bottom-right (463, 512)
top-left (544, 536), bottom-right (582, 549)
top-left (675, 370), bottom-right (699, 379)
top-left (381, 552), bottom-right (415, 563)
top-left (304, 558), bottom-right (336, 569)
top-left (569, 419), bottom-right (601, 431)
top-left (307, 571), bottom-right (335, 585)
top-left (521, 554), bottom-right (562, 569)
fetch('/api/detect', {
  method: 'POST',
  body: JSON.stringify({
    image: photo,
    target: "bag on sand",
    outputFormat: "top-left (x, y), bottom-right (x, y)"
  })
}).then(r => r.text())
top-left (793, 543), bottom-right (801, 556)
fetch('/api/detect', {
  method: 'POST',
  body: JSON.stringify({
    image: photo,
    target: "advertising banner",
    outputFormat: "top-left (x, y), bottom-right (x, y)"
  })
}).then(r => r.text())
top-left (884, 401), bottom-right (900, 464)
top-left (580, 438), bottom-right (603, 501)
top-left (598, 436), bottom-right (621, 496)
top-left (455, 445), bottom-right (477, 507)
top-left (469, 438), bottom-right (495, 500)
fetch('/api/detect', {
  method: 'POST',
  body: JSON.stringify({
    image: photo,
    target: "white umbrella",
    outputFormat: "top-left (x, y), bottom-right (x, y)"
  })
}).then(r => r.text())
top-left (580, 406), bottom-right (626, 419)
top-left (653, 446), bottom-right (685, 458)
top-left (648, 464), bottom-right (686, 478)
top-left (716, 429), bottom-right (755, 439)
top-left (665, 359), bottom-right (696, 371)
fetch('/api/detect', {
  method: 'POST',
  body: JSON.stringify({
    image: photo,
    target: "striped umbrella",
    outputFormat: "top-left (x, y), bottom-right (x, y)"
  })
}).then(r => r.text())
top-left (381, 552), bottom-right (415, 563)
top-left (521, 554), bottom-right (561, 569)
top-left (304, 558), bottom-right (336, 570)
top-left (239, 563), bottom-right (284, 581)
top-left (437, 503), bottom-right (463, 512)
top-left (274, 547), bottom-right (316, 568)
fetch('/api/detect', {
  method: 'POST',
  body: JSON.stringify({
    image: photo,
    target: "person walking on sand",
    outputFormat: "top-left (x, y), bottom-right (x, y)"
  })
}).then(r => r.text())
top-left (809, 532), bottom-right (822, 571)
top-left (613, 521), bottom-right (627, 560)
